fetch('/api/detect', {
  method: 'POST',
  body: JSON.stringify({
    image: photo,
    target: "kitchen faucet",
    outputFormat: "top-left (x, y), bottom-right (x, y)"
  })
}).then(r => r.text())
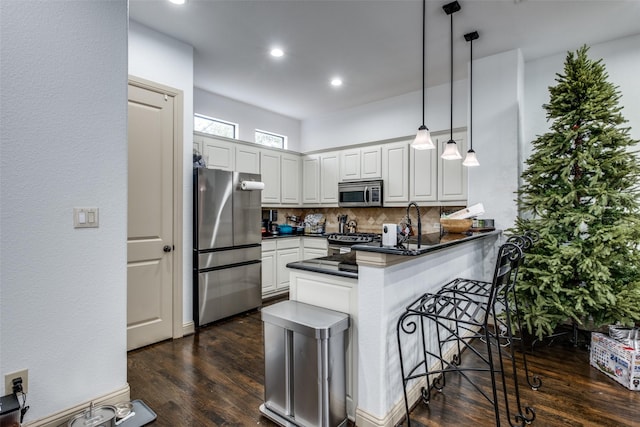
top-left (406, 202), bottom-right (422, 248)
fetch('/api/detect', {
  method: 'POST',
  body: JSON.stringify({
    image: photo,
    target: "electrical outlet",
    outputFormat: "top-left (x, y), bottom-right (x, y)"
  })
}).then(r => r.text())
top-left (4, 369), bottom-right (28, 394)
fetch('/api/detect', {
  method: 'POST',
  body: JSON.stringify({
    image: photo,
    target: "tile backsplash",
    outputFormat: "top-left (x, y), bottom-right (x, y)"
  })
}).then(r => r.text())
top-left (270, 205), bottom-right (464, 234)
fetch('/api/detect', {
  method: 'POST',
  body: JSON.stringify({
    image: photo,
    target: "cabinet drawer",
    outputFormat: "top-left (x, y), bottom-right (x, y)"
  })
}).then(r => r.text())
top-left (276, 237), bottom-right (301, 250)
top-left (262, 240), bottom-right (277, 251)
top-left (303, 237), bottom-right (328, 249)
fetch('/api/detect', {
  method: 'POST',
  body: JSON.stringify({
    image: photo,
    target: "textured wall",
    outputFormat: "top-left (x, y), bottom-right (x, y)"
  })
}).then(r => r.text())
top-left (0, 0), bottom-right (128, 422)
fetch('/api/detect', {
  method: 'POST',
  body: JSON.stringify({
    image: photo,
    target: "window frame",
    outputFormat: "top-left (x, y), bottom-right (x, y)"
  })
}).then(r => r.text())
top-left (194, 113), bottom-right (238, 139)
top-left (255, 128), bottom-right (287, 150)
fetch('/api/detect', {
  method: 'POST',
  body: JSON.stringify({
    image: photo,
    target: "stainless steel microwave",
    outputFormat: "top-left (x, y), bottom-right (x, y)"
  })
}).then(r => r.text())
top-left (338, 180), bottom-right (383, 207)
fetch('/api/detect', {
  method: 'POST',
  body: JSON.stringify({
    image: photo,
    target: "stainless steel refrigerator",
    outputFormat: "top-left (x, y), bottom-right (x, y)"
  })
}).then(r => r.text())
top-left (193, 168), bottom-right (263, 327)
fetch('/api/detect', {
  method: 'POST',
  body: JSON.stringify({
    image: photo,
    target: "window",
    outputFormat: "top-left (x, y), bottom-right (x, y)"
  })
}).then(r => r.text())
top-left (194, 114), bottom-right (237, 138)
top-left (255, 129), bottom-right (287, 149)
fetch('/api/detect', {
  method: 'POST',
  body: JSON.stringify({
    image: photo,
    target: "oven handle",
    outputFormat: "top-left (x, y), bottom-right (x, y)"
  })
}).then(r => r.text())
top-left (364, 186), bottom-right (369, 205)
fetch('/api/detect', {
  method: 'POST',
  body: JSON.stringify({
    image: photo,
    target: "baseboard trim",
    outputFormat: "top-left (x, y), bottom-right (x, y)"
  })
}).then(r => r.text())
top-left (182, 321), bottom-right (195, 336)
top-left (24, 384), bottom-right (130, 427)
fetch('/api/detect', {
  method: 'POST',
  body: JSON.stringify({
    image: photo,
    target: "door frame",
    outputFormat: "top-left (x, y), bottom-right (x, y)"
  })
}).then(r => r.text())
top-left (128, 75), bottom-right (184, 340)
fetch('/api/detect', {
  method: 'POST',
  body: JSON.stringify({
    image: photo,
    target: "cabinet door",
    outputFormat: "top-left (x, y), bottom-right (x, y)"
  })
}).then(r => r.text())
top-left (202, 136), bottom-right (235, 171)
top-left (261, 250), bottom-right (277, 295)
top-left (382, 141), bottom-right (409, 204)
top-left (276, 248), bottom-right (300, 290)
top-left (437, 131), bottom-right (468, 202)
top-left (261, 150), bottom-right (281, 204)
top-left (361, 146), bottom-right (382, 179)
top-left (410, 145), bottom-right (437, 202)
top-left (281, 153), bottom-right (301, 204)
top-left (320, 152), bottom-right (339, 204)
top-left (302, 155), bottom-right (320, 204)
top-left (236, 145), bottom-right (260, 174)
top-left (340, 149), bottom-right (361, 181)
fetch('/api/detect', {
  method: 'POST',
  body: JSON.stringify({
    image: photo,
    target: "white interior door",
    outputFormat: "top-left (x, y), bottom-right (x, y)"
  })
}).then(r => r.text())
top-left (127, 83), bottom-right (174, 350)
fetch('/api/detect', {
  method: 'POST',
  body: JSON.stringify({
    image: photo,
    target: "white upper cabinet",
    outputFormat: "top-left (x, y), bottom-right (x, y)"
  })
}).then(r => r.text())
top-left (410, 143), bottom-right (438, 202)
top-left (194, 133), bottom-right (259, 174)
top-left (201, 136), bottom-right (235, 171)
top-left (302, 151), bottom-right (340, 206)
top-left (340, 146), bottom-right (381, 181)
top-left (260, 150), bottom-right (281, 204)
top-left (281, 152), bottom-right (301, 205)
top-left (340, 149), bottom-right (361, 181)
top-left (361, 146), bottom-right (382, 179)
top-left (235, 144), bottom-right (260, 174)
top-left (436, 130), bottom-right (468, 202)
top-left (382, 141), bottom-right (409, 205)
top-left (302, 155), bottom-right (320, 204)
top-left (320, 151), bottom-right (339, 204)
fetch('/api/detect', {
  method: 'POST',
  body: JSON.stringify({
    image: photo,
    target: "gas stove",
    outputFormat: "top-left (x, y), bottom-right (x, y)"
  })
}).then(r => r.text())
top-left (326, 233), bottom-right (381, 245)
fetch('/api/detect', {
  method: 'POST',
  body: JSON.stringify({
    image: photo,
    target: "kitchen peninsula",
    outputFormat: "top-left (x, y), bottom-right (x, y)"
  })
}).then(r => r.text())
top-left (286, 230), bottom-right (502, 427)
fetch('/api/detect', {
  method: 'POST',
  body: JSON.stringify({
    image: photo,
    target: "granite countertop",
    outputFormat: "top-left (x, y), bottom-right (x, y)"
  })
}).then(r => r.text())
top-left (286, 252), bottom-right (358, 279)
top-left (352, 229), bottom-right (501, 256)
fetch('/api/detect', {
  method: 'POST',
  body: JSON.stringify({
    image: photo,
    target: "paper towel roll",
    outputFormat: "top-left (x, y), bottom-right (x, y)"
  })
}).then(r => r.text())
top-left (240, 181), bottom-right (265, 191)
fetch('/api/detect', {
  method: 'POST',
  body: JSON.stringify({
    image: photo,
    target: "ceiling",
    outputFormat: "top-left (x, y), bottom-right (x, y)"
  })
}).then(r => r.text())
top-left (129, 0), bottom-right (640, 120)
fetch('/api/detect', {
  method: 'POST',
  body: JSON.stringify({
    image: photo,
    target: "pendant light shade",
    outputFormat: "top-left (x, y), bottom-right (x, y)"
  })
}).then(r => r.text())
top-left (441, 1), bottom-right (461, 161)
top-left (442, 140), bottom-right (463, 160)
top-left (462, 149), bottom-right (480, 166)
top-left (463, 30), bottom-right (480, 167)
top-left (411, 0), bottom-right (435, 150)
top-left (413, 125), bottom-right (434, 150)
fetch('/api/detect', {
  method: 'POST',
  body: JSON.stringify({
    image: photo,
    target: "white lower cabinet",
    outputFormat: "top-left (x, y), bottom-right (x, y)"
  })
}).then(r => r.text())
top-left (261, 241), bottom-right (277, 295)
top-left (288, 270), bottom-right (358, 420)
top-left (302, 237), bottom-right (328, 260)
top-left (262, 237), bottom-right (301, 297)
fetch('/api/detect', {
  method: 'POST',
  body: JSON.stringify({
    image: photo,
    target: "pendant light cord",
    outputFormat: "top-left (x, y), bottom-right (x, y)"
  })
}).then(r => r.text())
top-left (421, 0), bottom-right (425, 126)
top-left (449, 11), bottom-right (453, 141)
top-left (469, 37), bottom-right (473, 150)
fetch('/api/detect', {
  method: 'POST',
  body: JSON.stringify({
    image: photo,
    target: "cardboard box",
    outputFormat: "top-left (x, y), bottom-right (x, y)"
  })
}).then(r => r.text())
top-left (590, 332), bottom-right (640, 391)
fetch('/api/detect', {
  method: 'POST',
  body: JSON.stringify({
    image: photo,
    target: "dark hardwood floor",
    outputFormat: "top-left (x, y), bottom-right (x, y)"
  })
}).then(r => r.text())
top-left (128, 305), bottom-right (640, 426)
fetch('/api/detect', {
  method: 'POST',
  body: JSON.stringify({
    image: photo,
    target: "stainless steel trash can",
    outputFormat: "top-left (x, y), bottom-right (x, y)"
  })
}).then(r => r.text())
top-left (259, 300), bottom-right (350, 427)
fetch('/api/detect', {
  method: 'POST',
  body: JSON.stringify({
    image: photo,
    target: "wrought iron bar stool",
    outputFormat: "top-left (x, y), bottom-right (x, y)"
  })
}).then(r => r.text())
top-left (396, 241), bottom-right (536, 427)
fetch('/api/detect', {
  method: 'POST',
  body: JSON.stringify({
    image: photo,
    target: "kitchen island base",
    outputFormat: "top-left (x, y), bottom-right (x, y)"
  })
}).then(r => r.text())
top-left (288, 230), bottom-right (501, 427)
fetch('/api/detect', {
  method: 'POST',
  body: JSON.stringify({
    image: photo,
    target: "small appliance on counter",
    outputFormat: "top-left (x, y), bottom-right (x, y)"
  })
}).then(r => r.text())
top-left (382, 223), bottom-right (397, 247)
top-left (337, 214), bottom-right (348, 234)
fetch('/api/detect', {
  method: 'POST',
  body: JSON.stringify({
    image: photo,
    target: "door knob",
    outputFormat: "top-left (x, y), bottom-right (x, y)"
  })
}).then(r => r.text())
top-left (163, 245), bottom-right (172, 253)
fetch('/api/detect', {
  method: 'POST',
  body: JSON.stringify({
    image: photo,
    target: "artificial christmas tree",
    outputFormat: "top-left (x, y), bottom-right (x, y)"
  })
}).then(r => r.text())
top-left (514, 46), bottom-right (640, 339)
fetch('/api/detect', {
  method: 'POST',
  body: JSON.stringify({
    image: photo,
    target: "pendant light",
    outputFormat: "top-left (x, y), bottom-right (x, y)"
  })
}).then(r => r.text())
top-left (441, 1), bottom-right (462, 160)
top-left (463, 31), bottom-right (480, 167)
top-left (411, 0), bottom-right (435, 150)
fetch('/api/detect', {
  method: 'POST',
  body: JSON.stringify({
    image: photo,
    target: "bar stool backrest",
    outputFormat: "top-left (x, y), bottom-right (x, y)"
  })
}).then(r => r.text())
top-left (486, 242), bottom-right (524, 320)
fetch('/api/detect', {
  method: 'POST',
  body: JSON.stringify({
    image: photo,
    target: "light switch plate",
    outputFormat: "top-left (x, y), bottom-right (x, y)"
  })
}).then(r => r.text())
top-left (74, 207), bottom-right (99, 228)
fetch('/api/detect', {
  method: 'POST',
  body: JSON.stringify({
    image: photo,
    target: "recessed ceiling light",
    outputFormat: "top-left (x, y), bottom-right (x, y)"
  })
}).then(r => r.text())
top-left (169, 0), bottom-right (186, 4)
top-left (270, 48), bottom-right (284, 58)
top-left (330, 78), bottom-right (343, 87)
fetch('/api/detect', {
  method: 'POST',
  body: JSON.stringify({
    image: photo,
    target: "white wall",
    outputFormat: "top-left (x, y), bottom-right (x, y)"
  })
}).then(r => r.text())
top-left (467, 49), bottom-right (523, 231)
top-left (0, 1), bottom-right (128, 422)
top-left (524, 33), bottom-right (640, 163)
top-left (195, 88), bottom-right (302, 151)
top-left (301, 80), bottom-right (468, 152)
top-left (128, 20), bottom-right (195, 325)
